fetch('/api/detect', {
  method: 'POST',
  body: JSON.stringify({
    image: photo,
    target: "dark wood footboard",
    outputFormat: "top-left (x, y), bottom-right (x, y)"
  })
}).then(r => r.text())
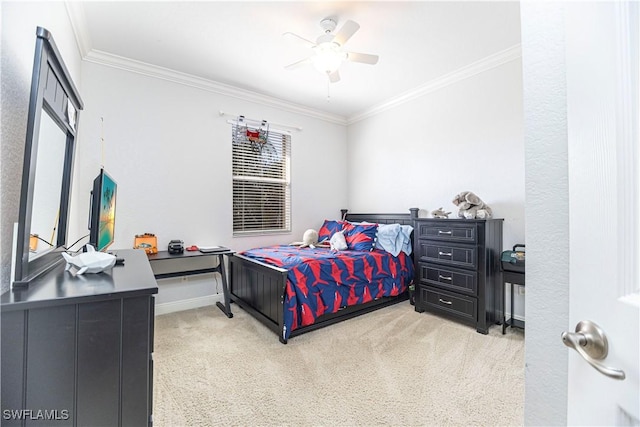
top-left (229, 253), bottom-right (288, 341)
top-left (229, 208), bottom-right (419, 344)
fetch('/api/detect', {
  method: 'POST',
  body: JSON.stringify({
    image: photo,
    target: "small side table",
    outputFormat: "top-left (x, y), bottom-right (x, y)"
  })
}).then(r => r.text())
top-left (502, 270), bottom-right (525, 334)
top-left (147, 249), bottom-right (235, 318)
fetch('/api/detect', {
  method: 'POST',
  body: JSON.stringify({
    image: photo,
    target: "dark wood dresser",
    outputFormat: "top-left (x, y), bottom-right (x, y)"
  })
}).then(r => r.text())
top-left (413, 218), bottom-right (503, 334)
top-left (1, 249), bottom-right (157, 426)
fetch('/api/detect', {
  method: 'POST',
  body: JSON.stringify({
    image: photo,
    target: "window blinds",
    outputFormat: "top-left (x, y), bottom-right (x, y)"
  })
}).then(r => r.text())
top-left (232, 122), bottom-right (291, 234)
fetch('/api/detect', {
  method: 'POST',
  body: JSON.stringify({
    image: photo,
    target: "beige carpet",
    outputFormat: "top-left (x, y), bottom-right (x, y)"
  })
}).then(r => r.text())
top-left (153, 301), bottom-right (524, 426)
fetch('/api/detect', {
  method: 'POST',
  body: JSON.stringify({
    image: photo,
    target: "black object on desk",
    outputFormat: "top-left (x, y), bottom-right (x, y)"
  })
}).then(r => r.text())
top-left (147, 248), bottom-right (235, 318)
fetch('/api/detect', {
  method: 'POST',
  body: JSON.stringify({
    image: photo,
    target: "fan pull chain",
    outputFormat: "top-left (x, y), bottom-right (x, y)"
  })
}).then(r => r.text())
top-left (326, 78), bottom-right (331, 103)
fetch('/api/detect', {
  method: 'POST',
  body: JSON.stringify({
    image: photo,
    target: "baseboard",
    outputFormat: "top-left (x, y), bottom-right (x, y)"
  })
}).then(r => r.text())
top-left (155, 294), bottom-right (223, 316)
top-left (504, 312), bottom-right (525, 322)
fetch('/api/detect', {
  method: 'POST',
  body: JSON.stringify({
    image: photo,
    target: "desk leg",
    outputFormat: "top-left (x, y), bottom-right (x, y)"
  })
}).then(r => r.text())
top-left (215, 254), bottom-right (233, 318)
top-left (502, 274), bottom-right (507, 335)
top-left (510, 282), bottom-right (515, 332)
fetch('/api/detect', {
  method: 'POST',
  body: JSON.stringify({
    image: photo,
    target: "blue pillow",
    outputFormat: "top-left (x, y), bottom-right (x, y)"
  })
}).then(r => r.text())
top-left (376, 224), bottom-right (402, 256)
top-left (342, 222), bottom-right (378, 251)
top-left (318, 220), bottom-right (343, 242)
top-left (376, 224), bottom-right (413, 256)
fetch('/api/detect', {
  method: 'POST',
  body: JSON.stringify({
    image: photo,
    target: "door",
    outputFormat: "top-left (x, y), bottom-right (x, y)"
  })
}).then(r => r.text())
top-left (566, 2), bottom-right (639, 425)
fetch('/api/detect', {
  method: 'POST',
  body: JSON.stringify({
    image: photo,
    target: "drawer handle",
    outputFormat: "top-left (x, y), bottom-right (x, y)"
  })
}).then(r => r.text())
top-left (438, 298), bottom-right (453, 305)
top-left (438, 251), bottom-right (452, 257)
top-left (438, 230), bottom-right (452, 235)
top-left (438, 275), bottom-right (453, 281)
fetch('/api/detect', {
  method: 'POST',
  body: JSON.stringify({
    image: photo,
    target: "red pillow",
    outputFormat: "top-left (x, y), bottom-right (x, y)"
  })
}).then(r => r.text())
top-left (342, 222), bottom-right (378, 251)
top-left (318, 220), bottom-right (344, 242)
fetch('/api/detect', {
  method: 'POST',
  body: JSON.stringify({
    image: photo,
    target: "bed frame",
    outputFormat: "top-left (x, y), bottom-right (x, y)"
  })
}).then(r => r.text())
top-left (228, 208), bottom-right (419, 344)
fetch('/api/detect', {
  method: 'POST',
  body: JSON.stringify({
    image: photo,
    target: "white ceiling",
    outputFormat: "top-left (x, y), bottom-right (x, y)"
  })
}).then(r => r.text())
top-left (70, 1), bottom-right (521, 121)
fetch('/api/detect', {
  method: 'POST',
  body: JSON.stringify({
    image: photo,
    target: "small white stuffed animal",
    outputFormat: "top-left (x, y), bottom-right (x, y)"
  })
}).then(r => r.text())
top-left (290, 229), bottom-right (319, 249)
top-left (431, 207), bottom-right (451, 219)
top-left (329, 230), bottom-right (348, 251)
top-left (62, 245), bottom-right (116, 274)
top-left (301, 229), bottom-right (319, 249)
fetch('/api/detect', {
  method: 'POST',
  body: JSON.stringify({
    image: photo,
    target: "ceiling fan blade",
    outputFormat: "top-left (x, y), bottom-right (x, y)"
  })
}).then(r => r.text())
top-left (285, 57), bottom-right (312, 70)
top-left (332, 20), bottom-right (360, 47)
top-left (328, 69), bottom-right (340, 83)
top-left (282, 32), bottom-right (316, 48)
top-left (346, 52), bottom-right (379, 65)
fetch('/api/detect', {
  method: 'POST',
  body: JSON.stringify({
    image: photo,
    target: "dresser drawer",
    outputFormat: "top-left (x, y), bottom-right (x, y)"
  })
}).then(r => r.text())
top-left (420, 286), bottom-right (476, 322)
top-left (418, 242), bottom-right (477, 269)
top-left (416, 221), bottom-right (477, 244)
top-left (419, 263), bottom-right (477, 296)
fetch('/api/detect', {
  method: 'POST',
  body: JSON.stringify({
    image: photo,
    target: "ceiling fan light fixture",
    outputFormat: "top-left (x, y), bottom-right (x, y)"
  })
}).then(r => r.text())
top-left (284, 18), bottom-right (376, 83)
top-left (311, 42), bottom-right (345, 74)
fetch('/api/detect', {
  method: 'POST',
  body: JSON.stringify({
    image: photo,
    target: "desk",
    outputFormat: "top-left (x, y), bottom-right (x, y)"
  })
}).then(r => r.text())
top-left (147, 249), bottom-right (235, 318)
top-left (502, 270), bottom-right (525, 334)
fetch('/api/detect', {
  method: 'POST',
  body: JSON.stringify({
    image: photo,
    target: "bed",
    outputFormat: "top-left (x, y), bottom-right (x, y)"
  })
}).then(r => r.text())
top-left (228, 209), bottom-right (418, 344)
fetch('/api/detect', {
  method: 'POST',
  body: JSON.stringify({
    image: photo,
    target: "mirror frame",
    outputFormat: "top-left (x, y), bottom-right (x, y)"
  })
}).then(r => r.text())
top-left (12, 27), bottom-right (84, 287)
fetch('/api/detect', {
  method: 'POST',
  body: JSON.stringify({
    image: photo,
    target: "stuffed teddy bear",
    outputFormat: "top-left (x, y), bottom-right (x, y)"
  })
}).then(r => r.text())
top-left (452, 191), bottom-right (493, 219)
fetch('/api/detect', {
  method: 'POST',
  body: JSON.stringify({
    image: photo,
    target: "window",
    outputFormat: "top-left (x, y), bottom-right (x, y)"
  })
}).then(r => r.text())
top-left (232, 121), bottom-right (291, 235)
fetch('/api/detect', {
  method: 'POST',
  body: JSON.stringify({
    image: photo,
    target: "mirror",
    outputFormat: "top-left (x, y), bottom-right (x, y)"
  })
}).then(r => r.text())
top-left (29, 110), bottom-right (67, 259)
top-left (12, 27), bottom-right (83, 287)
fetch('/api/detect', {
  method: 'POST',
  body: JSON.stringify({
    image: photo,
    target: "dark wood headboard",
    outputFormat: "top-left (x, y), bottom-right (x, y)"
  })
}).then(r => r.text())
top-left (341, 208), bottom-right (419, 259)
top-left (341, 208), bottom-right (418, 226)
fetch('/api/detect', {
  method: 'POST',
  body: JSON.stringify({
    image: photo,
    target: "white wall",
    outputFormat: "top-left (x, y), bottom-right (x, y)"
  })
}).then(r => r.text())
top-left (346, 58), bottom-right (526, 317)
top-left (0, 2), bottom-right (82, 293)
top-left (1, 3), bottom-right (527, 320)
top-left (71, 61), bottom-right (348, 308)
top-left (521, 3), bottom-right (570, 424)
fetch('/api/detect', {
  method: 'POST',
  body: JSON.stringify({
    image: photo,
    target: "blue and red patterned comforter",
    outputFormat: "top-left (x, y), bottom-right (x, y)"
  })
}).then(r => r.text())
top-left (240, 245), bottom-right (414, 340)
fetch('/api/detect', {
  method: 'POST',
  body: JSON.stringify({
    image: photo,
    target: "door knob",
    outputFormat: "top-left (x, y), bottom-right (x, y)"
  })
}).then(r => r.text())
top-left (561, 320), bottom-right (625, 380)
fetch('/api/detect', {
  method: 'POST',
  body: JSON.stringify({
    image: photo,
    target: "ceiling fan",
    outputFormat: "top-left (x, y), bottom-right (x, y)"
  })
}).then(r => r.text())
top-left (284, 18), bottom-right (379, 83)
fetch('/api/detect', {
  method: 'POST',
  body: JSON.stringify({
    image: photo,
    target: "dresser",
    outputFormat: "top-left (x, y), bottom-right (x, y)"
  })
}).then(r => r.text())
top-left (413, 218), bottom-right (503, 334)
top-left (1, 249), bottom-right (157, 426)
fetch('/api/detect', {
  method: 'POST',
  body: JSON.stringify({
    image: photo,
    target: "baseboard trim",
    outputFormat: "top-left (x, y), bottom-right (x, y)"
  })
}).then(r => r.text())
top-left (504, 312), bottom-right (525, 322)
top-left (155, 294), bottom-right (224, 316)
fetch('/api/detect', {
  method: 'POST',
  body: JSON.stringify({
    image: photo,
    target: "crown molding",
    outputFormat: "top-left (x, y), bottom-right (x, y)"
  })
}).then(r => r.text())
top-left (347, 44), bottom-right (522, 125)
top-left (65, 1), bottom-right (92, 58)
top-left (80, 45), bottom-right (521, 128)
top-left (82, 49), bottom-right (347, 126)
top-left (66, 1), bottom-right (520, 128)
top-left (65, 0), bottom-right (344, 124)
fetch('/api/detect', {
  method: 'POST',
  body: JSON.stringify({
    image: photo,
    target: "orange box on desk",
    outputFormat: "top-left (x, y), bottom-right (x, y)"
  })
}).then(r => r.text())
top-left (134, 233), bottom-right (158, 255)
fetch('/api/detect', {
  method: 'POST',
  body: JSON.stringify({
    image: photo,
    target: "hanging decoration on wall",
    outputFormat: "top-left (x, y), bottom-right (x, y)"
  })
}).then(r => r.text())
top-left (100, 116), bottom-right (106, 169)
top-left (219, 110), bottom-right (302, 131)
top-left (236, 115), bottom-right (270, 153)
